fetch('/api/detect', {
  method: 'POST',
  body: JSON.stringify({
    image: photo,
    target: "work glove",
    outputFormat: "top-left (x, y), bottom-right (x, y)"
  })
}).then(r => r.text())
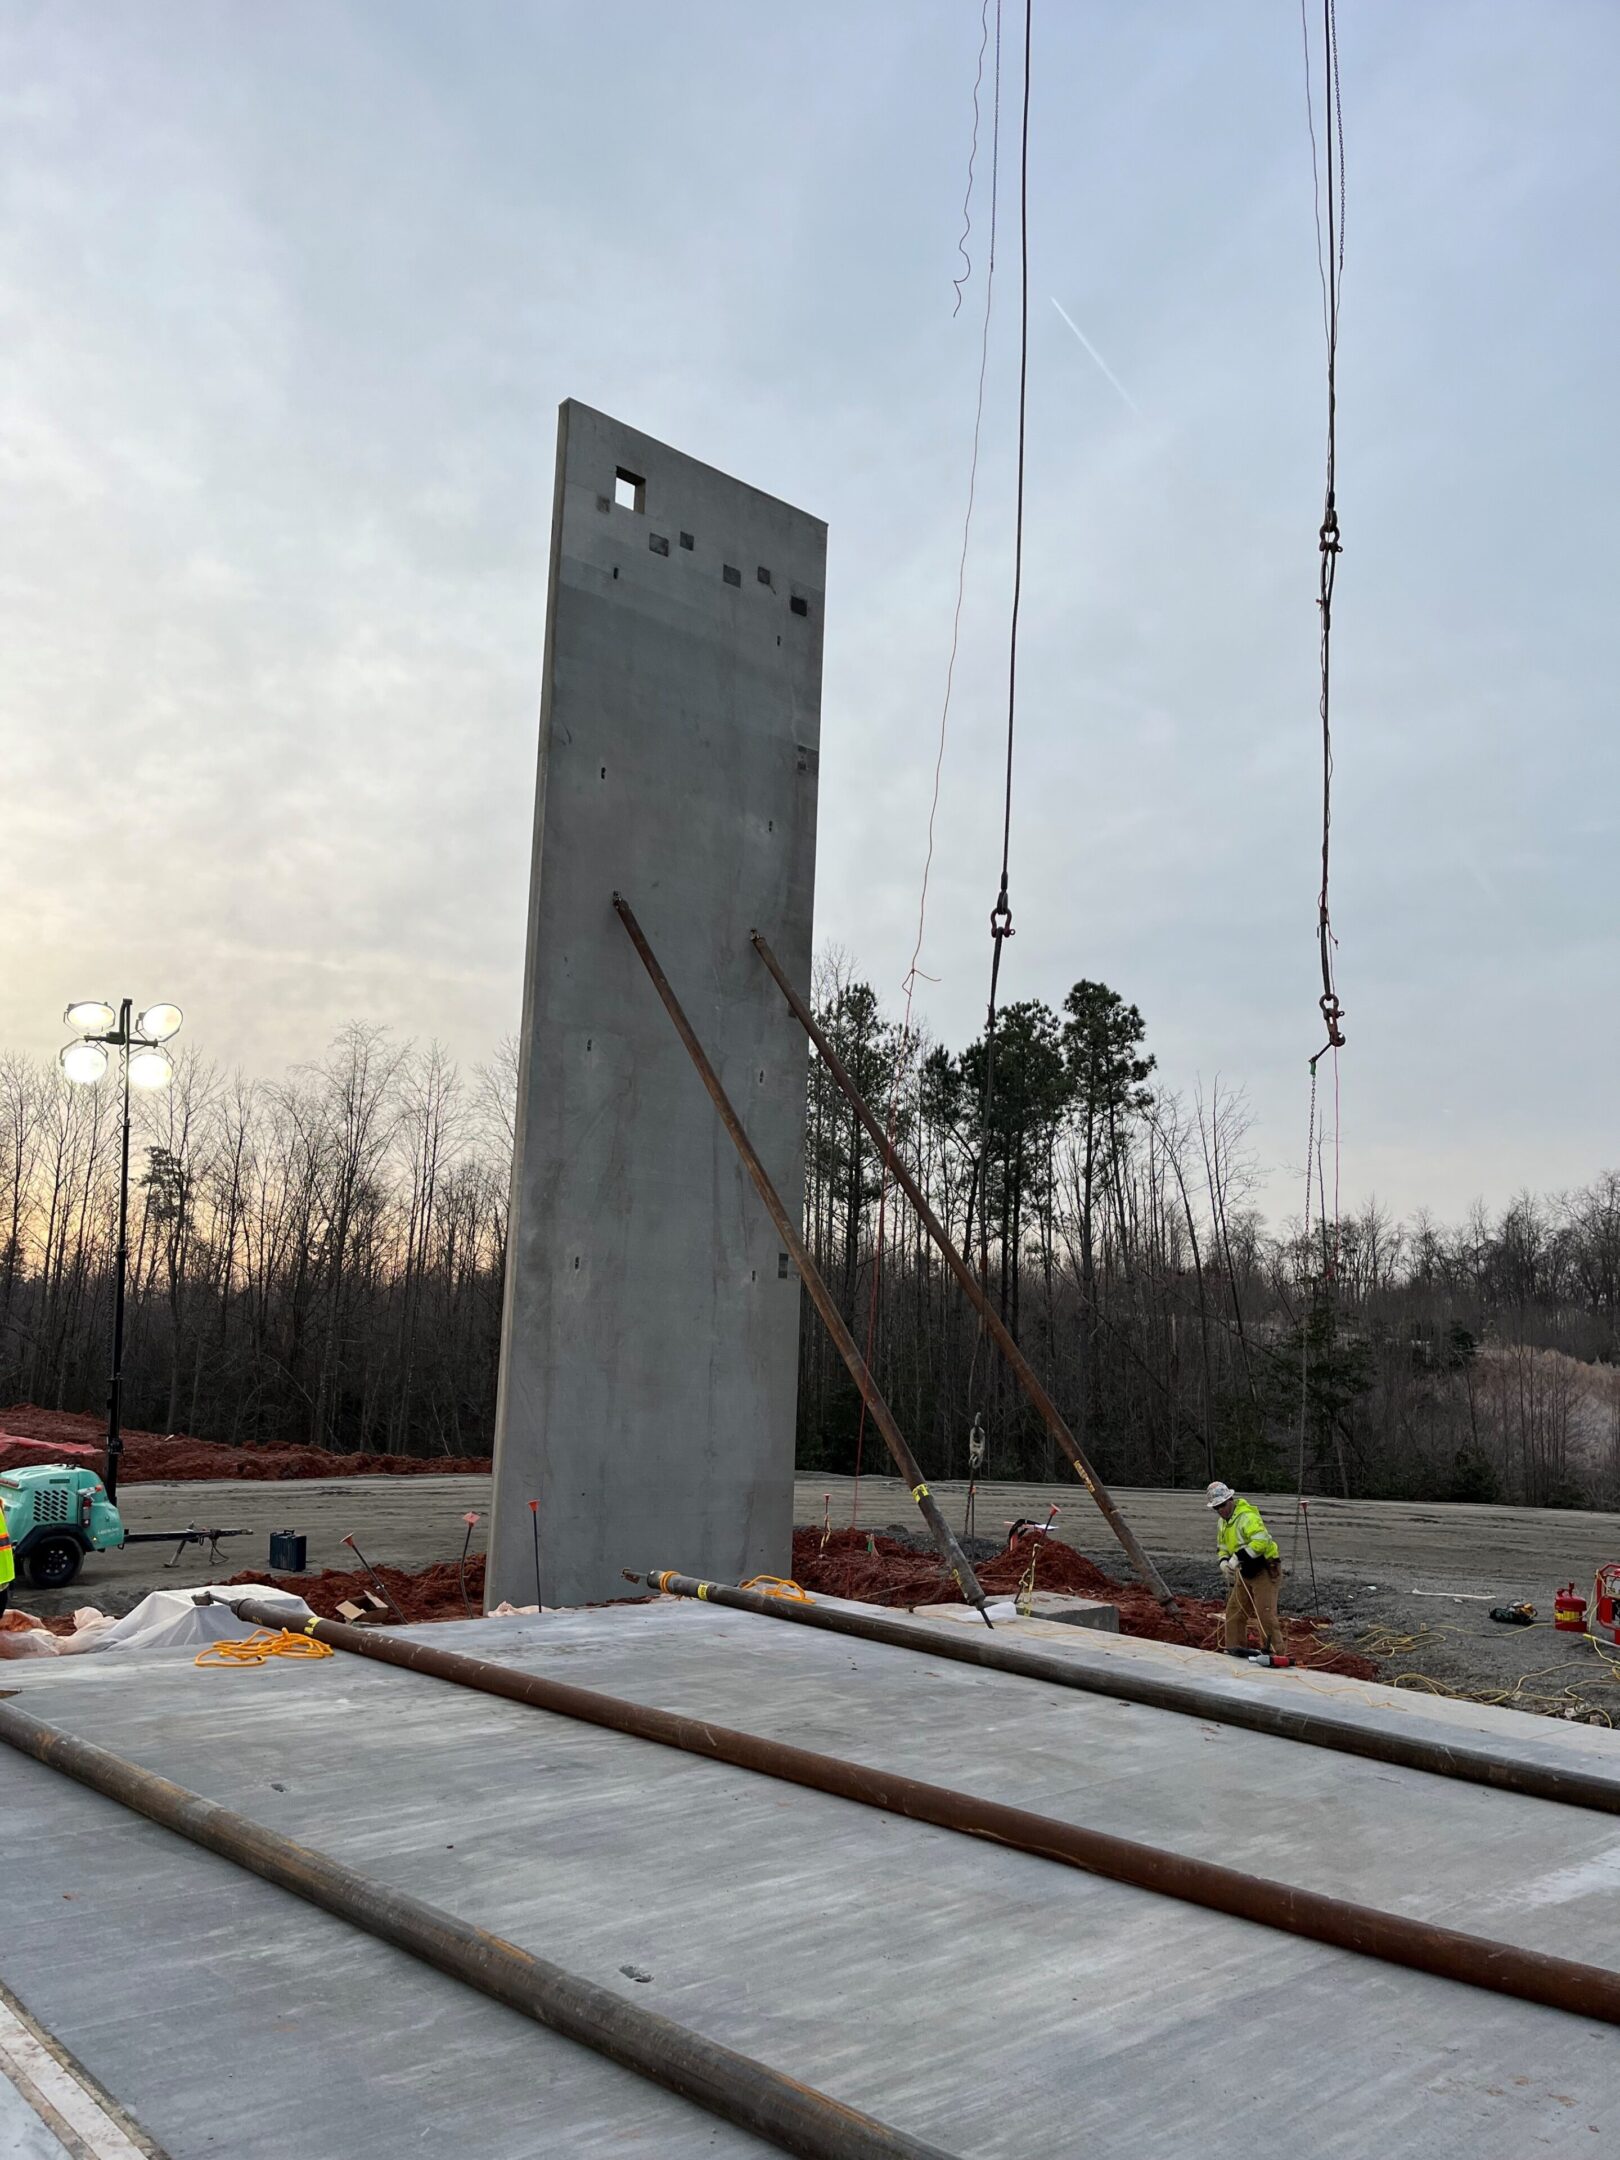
top-left (1219, 1554), bottom-right (1238, 1577)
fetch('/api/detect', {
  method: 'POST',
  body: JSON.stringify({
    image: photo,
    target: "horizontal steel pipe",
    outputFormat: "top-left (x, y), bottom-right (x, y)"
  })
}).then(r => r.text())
top-left (226, 1597), bottom-right (1620, 2029)
top-left (0, 1697), bottom-right (956, 2160)
top-left (644, 1570), bottom-right (1620, 1818)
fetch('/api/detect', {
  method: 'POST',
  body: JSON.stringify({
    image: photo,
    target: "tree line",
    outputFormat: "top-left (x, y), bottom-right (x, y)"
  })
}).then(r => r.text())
top-left (3, 975), bottom-right (1618, 1507)
top-left (0, 1028), bottom-right (514, 1460)
top-left (798, 957), bottom-right (1620, 1509)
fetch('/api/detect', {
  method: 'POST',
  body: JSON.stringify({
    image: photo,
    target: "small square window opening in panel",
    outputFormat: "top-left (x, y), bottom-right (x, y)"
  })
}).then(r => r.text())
top-left (723, 563), bottom-right (741, 587)
top-left (614, 468), bottom-right (646, 513)
top-left (790, 594), bottom-right (809, 617)
top-left (679, 532), bottom-right (694, 550)
top-left (649, 532), bottom-right (669, 556)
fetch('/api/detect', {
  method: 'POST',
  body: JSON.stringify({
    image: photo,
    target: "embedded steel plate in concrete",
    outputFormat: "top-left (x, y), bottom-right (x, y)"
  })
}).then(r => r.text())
top-left (1, 1599), bottom-right (1617, 2159)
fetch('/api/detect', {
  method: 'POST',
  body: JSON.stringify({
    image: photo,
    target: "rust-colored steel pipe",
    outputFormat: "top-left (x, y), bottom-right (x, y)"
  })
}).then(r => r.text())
top-left (222, 1597), bottom-right (1620, 2030)
top-left (642, 1570), bottom-right (1620, 1819)
top-left (0, 1696), bottom-right (958, 2160)
top-left (751, 927), bottom-right (1177, 1615)
top-left (612, 894), bottom-right (992, 1622)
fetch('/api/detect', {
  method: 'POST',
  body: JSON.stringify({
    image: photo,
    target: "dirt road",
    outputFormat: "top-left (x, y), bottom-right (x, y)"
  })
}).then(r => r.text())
top-left (28, 1471), bottom-right (1620, 1609)
top-left (18, 1472), bottom-right (1620, 1720)
top-left (801, 1475), bottom-right (1620, 1591)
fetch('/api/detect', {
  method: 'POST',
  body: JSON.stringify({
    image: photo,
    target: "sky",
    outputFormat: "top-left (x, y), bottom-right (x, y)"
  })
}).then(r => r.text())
top-left (2, 0), bottom-right (1616, 1227)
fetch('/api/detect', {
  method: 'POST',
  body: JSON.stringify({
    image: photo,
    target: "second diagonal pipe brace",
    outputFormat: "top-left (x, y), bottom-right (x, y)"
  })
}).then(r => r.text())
top-left (750, 928), bottom-right (1176, 1612)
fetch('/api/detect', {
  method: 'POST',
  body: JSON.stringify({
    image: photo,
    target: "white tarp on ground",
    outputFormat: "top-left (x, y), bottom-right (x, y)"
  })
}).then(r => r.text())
top-left (0, 1581), bottom-right (311, 1659)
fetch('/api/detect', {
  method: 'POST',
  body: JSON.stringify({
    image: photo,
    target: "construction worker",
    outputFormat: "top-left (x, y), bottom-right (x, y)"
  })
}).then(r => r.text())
top-left (1205, 1480), bottom-right (1284, 1656)
top-left (0, 1490), bottom-right (13, 1616)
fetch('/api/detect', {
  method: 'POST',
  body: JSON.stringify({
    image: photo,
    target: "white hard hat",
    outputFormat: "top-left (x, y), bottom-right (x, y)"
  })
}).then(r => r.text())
top-left (1205, 1480), bottom-right (1236, 1509)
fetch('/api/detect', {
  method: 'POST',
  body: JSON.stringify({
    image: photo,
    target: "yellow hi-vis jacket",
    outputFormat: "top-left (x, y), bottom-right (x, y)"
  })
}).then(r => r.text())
top-left (1217, 1497), bottom-right (1280, 1567)
top-left (0, 1499), bottom-right (14, 1591)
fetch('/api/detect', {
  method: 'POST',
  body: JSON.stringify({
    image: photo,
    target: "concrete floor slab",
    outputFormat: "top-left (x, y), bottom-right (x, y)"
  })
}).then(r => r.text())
top-left (3, 1598), bottom-right (1618, 2157)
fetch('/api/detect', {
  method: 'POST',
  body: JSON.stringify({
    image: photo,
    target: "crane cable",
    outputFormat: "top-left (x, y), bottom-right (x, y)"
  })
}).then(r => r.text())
top-left (849, 0), bottom-right (1002, 1524)
top-left (1295, 0), bottom-right (1347, 1539)
top-left (1307, 0), bottom-right (1346, 1078)
top-left (972, 0), bottom-right (1033, 1347)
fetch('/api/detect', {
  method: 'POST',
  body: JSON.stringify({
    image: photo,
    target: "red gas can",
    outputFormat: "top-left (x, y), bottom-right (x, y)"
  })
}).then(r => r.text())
top-left (1554, 1583), bottom-right (1588, 1633)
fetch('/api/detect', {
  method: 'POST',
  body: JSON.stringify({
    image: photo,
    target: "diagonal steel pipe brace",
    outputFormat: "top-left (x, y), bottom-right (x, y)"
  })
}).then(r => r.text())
top-left (612, 894), bottom-right (993, 1623)
top-left (751, 927), bottom-right (1178, 1613)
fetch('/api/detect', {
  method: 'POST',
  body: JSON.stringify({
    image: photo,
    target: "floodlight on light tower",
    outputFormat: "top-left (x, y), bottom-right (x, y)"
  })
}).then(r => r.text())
top-left (64, 1000), bottom-right (118, 1034)
top-left (60, 1038), bottom-right (111, 1086)
top-left (57, 995), bottom-right (184, 1499)
top-left (127, 1045), bottom-right (175, 1091)
top-left (135, 1003), bottom-right (183, 1044)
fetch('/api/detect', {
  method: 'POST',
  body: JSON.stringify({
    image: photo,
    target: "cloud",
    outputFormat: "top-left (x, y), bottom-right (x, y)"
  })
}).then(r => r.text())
top-left (1, 0), bottom-right (1616, 1225)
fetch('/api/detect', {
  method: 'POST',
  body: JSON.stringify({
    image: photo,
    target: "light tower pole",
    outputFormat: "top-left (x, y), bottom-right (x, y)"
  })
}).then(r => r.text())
top-left (60, 999), bottom-right (184, 1502)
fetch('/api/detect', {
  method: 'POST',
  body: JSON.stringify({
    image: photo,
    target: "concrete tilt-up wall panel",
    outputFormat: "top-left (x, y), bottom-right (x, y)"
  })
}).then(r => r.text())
top-left (487, 401), bottom-right (824, 1610)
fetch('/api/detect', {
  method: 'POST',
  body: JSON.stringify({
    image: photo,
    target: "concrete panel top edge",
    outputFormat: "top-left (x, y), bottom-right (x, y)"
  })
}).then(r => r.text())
top-left (558, 396), bottom-right (828, 536)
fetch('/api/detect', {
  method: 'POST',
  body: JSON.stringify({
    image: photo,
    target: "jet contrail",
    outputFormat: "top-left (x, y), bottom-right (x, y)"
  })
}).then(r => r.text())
top-left (1050, 298), bottom-right (1141, 416)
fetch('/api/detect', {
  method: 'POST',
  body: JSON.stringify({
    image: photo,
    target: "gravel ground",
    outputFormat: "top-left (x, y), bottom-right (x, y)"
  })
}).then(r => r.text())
top-left (1147, 1553), bottom-right (1619, 1722)
top-left (855, 1505), bottom-right (1620, 1726)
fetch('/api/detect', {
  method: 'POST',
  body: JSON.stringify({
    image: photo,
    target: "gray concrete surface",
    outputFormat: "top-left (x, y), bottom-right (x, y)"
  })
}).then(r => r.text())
top-left (490, 400), bottom-right (824, 1608)
top-left (2, 1599), bottom-right (1617, 2157)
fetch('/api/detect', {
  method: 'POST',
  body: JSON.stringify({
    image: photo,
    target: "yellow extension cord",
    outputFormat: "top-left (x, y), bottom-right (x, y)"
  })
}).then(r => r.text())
top-left (195, 1627), bottom-right (335, 1669)
top-left (738, 1575), bottom-right (814, 1603)
top-left (1329, 1616), bottom-right (1620, 1726)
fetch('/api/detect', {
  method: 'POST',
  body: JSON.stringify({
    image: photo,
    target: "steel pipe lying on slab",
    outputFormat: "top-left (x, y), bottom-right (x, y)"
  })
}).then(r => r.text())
top-left (642, 1569), bottom-right (1620, 1819)
top-left (218, 1597), bottom-right (1620, 2029)
top-left (0, 1697), bottom-right (957, 2160)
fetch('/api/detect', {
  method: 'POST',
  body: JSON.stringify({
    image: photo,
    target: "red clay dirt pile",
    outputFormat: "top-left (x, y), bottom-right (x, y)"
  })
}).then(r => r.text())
top-left (1, 1405), bottom-right (491, 1483)
top-left (225, 1556), bottom-right (487, 1623)
top-left (791, 1527), bottom-right (1376, 1677)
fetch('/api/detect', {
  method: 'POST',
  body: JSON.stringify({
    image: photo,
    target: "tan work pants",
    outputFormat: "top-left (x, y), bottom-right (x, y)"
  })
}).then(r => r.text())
top-left (1224, 1561), bottom-right (1285, 1652)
